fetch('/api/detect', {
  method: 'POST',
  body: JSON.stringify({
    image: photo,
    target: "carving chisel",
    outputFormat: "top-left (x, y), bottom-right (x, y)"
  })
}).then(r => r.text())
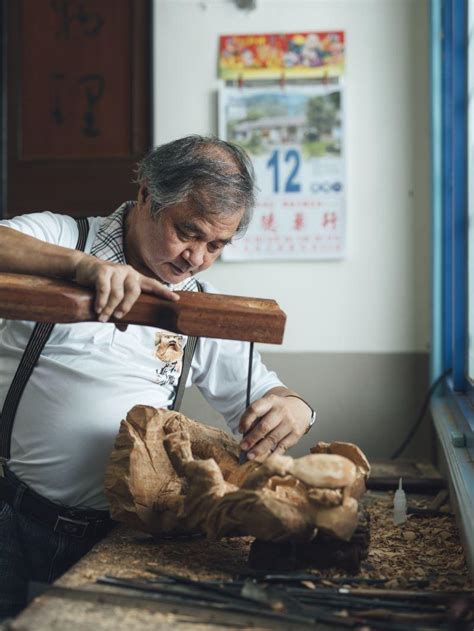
top-left (239, 341), bottom-right (254, 464)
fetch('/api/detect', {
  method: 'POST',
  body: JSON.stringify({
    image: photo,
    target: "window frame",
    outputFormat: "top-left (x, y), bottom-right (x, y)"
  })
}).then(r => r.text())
top-left (434, 0), bottom-right (474, 453)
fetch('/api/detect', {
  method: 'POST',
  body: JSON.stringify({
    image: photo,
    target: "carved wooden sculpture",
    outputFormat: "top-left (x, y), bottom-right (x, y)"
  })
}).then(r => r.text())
top-left (105, 406), bottom-right (370, 543)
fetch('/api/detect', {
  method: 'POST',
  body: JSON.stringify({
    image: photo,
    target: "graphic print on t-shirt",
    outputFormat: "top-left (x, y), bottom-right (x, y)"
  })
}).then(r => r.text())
top-left (153, 331), bottom-right (184, 386)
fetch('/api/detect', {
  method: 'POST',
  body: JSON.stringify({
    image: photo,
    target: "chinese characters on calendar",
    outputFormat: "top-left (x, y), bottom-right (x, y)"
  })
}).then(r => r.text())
top-left (219, 32), bottom-right (345, 261)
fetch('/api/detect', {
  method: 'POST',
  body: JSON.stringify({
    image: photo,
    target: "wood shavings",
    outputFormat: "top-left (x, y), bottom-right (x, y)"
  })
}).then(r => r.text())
top-left (277, 491), bottom-right (472, 594)
top-left (355, 492), bottom-right (472, 591)
top-left (58, 528), bottom-right (254, 589)
top-left (57, 491), bottom-right (471, 599)
top-left (300, 580), bottom-right (316, 589)
top-left (402, 530), bottom-right (416, 542)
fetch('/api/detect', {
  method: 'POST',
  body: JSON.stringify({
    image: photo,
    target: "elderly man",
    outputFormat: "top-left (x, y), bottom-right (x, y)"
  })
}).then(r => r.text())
top-left (0, 135), bottom-right (315, 618)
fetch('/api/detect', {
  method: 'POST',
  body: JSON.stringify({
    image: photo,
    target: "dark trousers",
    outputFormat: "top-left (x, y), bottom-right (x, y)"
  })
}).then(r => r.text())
top-left (0, 481), bottom-right (109, 621)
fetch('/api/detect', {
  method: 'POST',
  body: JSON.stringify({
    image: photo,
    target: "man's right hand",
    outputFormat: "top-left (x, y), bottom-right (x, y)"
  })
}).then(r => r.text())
top-left (73, 256), bottom-right (179, 322)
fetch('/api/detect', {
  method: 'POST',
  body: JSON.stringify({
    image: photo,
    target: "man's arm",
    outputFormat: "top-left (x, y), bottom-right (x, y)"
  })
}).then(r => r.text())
top-left (238, 386), bottom-right (315, 461)
top-left (188, 288), bottom-right (309, 456)
top-left (0, 225), bottom-right (178, 321)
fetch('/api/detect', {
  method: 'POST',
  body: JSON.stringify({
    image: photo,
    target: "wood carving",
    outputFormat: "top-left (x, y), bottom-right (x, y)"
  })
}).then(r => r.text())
top-left (105, 406), bottom-right (370, 543)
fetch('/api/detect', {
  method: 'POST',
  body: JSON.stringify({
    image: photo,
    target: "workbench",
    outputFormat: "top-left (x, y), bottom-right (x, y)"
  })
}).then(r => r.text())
top-left (7, 526), bottom-right (306, 631)
top-left (2, 525), bottom-right (375, 631)
top-left (6, 480), bottom-right (473, 631)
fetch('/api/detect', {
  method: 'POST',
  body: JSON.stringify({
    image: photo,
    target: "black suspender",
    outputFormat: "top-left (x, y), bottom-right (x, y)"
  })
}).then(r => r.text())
top-left (0, 218), bottom-right (90, 473)
top-left (0, 217), bottom-right (201, 473)
top-left (171, 280), bottom-right (202, 411)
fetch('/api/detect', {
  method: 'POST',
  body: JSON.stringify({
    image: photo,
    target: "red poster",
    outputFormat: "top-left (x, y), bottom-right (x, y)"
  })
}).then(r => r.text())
top-left (219, 31), bottom-right (344, 80)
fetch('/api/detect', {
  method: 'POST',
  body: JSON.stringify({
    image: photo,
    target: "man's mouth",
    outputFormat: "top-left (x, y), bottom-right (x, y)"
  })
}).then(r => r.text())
top-left (169, 263), bottom-right (188, 274)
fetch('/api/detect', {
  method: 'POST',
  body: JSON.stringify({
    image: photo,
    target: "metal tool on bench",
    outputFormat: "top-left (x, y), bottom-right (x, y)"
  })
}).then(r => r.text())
top-left (93, 571), bottom-right (474, 629)
top-left (0, 272), bottom-right (287, 463)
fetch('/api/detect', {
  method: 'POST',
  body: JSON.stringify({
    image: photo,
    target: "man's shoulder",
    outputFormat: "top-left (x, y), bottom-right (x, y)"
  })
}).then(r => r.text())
top-left (0, 211), bottom-right (103, 228)
top-left (0, 211), bottom-right (103, 248)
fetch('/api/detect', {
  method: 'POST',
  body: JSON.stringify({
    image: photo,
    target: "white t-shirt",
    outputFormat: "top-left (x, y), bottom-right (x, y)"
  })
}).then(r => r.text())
top-left (0, 210), bottom-right (282, 510)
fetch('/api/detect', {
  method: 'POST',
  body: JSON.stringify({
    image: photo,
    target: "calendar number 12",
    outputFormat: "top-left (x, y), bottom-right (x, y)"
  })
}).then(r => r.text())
top-left (266, 149), bottom-right (301, 193)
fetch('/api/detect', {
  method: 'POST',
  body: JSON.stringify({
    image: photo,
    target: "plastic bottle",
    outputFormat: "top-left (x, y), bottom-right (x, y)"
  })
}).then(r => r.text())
top-left (393, 477), bottom-right (407, 525)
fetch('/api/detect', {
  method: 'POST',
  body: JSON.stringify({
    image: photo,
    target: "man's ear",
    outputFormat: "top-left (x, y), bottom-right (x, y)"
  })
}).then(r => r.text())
top-left (139, 184), bottom-right (149, 203)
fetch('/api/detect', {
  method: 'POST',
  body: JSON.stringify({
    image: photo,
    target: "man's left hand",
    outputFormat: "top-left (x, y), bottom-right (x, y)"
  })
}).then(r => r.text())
top-left (238, 387), bottom-right (312, 461)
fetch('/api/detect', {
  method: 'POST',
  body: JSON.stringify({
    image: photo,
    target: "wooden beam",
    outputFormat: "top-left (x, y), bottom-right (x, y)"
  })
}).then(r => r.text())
top-left (0, 273), bottom-right (286, 343)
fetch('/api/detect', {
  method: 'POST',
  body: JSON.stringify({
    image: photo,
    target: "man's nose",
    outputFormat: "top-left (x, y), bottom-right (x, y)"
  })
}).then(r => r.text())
top-left (182, 243), bottom-right (206, 267)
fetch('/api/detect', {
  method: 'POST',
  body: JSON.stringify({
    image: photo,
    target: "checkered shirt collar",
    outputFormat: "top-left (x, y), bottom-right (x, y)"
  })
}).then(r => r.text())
top-left (90, 201), bottom-right (199, 291)
top-left (90, 201), bottom-right (130, 265)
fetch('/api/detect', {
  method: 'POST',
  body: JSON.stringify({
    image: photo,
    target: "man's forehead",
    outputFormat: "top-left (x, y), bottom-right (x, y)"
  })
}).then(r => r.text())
top-left (172, 203), bottom-right (243, 234)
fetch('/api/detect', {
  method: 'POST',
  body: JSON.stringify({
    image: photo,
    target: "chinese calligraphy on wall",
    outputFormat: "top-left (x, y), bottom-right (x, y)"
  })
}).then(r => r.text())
top-left (21, 0), bottom-right (132, 159)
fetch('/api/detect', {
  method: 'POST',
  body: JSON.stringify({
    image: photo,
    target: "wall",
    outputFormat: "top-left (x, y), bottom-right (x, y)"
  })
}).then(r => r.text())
top-left (153, 0), bottom-right (432, 460)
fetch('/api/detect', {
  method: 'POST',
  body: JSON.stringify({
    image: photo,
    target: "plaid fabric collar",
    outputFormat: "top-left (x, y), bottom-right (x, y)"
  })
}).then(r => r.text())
top-left (90, 201), bottom-right (199, 291)
top-left (90, 201), bottom-right (130, 265)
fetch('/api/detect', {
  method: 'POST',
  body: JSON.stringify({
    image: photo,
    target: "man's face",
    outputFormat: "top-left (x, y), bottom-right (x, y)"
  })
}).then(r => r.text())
top-left (125, 187), bottom-right (244, 284)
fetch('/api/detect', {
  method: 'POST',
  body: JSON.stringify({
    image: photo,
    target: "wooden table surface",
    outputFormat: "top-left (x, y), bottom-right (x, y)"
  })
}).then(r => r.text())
top-left (8, 526), bottom-right (316, 631)
top-left (7, 466), bottom-right (471, 631)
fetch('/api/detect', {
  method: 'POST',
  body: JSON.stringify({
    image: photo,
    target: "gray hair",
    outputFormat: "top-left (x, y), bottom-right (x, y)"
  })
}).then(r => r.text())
top-left (135, 135), bottom-right (256, 235)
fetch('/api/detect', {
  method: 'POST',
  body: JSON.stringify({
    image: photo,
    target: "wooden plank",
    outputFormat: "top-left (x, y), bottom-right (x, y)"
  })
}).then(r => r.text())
top-left (0, 273), bottom-right (286, 343)
top-left (367, 460), bottom-right (445, 493)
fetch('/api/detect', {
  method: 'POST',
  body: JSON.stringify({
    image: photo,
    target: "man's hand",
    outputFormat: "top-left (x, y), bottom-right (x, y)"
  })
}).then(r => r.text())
top-left (73, 255), bottom-right (179, 322)
top-left (238, 387), bottom-right (312, 462)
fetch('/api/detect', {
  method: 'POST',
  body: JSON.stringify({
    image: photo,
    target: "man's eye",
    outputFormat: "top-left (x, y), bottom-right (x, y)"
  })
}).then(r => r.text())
top-left (208, 242), bottom-right (225, 253)
top-left (176, 228), bottom-right (192, 241)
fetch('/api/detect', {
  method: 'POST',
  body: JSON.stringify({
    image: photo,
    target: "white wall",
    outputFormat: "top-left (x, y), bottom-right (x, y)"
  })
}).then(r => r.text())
top-left (153, 0), bottom-right (430, 355)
